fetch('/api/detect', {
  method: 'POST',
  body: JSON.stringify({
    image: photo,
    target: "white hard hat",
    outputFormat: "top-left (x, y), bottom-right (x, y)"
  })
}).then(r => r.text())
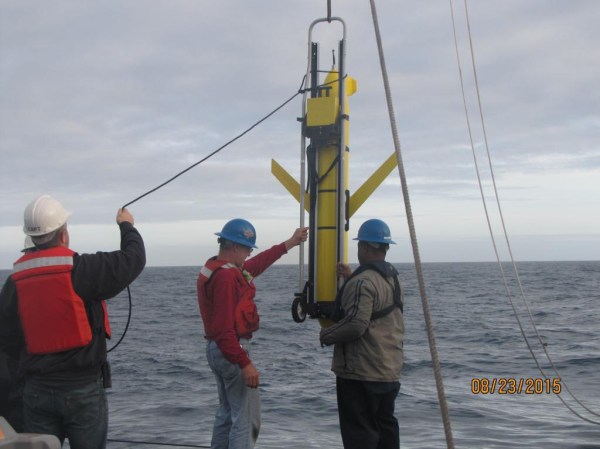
top-left (23, 195), bottom-right (71, 237)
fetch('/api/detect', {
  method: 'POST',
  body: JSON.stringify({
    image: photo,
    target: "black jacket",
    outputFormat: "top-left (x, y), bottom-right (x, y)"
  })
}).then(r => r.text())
top-left (0, 221), bottom-right (146, 383)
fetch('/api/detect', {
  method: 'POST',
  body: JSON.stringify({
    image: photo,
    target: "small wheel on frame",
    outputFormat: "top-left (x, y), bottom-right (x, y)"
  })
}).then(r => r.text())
top-left (291, 296), bottom-right (307, 323)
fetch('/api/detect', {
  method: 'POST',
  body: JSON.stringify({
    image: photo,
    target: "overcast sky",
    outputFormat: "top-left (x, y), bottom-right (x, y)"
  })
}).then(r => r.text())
top-left (1, 0), bottom-right (598, 268)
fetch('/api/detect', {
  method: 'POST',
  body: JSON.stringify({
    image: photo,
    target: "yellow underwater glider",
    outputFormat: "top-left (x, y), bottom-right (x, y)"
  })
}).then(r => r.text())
top-left (272, 17), bottom-right (398, 326)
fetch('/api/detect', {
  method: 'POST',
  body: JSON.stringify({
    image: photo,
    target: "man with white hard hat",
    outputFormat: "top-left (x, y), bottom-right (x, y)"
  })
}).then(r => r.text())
top-left (0, 195), bottom-right (146, 449)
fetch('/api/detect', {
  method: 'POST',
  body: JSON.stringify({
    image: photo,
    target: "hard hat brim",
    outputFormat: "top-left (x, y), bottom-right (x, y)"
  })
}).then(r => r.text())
top-left (215, 232), bottom-right (259, 249)
top-left (353, 237), bottom-right (396, 245)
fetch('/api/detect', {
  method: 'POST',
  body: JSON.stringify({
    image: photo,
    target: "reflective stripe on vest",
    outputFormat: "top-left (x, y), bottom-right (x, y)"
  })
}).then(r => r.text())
top-left (199, 262), bottom-right (236, 281)
top-left (14, 255), bottom-right (74, 273)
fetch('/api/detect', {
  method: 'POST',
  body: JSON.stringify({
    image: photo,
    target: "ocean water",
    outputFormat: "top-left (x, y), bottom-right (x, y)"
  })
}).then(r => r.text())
top-left (1, 261), bottom-right (600, 448)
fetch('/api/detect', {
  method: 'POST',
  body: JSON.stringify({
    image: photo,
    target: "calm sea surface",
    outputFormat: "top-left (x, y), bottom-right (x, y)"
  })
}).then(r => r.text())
top-left (1, 261), bottom-right (599, 448)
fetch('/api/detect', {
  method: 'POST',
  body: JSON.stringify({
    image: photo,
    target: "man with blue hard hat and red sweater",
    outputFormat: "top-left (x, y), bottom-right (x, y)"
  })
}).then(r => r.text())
top-left (197, 218), bottom-right (307, 449)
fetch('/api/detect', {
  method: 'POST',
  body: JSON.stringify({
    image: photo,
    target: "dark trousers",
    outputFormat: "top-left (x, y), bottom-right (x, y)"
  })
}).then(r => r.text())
top-left (0, 352), bottom-right (24, 432)
top-left (23, 377), bottom-right (107, 449)
top-left (336, 376), bottom-right (400, 449)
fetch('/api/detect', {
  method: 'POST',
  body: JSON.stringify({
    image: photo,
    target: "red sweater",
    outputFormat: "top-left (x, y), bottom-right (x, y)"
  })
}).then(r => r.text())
top-left (197, 243), bottom-right (287, 368)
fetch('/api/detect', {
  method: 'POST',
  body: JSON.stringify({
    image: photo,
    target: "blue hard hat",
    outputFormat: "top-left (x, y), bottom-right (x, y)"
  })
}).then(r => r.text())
top-left (353, 219), bottom-right (396, 245)
top-left (216, 218), bottom-right (258, 248)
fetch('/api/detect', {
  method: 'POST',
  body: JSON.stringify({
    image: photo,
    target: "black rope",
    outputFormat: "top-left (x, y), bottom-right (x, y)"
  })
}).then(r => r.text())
top-left (316, 152), bottom-right (340, 185)
top-left (327, 0), bottom-right (332, 22)
top-left (107, 285), bottom-right (132, 353)
top-left (121, 74), bottom-right (347, 209)
top-left (123, 78), bottom-right (306, 209)
top-left (107, 438), bottom-right (209, 448)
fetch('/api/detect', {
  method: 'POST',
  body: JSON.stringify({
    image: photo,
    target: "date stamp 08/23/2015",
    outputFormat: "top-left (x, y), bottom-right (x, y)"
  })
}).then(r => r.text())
top-left (471, 377), bottom-right (562, 395)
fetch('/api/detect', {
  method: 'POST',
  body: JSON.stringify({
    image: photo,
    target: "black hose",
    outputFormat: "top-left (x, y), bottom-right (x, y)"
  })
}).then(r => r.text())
top-left (107, 437), bottom-right (209, 448)
top-left (107, 285), bottom-right (132, 353)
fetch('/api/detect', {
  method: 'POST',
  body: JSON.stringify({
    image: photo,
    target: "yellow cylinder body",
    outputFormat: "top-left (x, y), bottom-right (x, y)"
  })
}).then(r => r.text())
top-left (306, 70), bottom-right (355, 325)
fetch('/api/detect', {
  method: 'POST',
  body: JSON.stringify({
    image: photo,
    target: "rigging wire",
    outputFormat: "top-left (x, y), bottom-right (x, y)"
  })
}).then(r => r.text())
top-left (107, 438), bottom-right (209, 448)
top-left (123, 78), bottom-right (306, 209)
top-left (368, 1), bottom-right (455, 447)
top-left (449, 0), bottom-right (600, 425)
top-left (107, 285), bottom-right (132, 353)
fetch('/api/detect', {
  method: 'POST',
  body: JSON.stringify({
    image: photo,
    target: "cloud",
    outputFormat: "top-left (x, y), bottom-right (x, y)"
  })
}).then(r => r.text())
top-left (1, 0), bottom-right (598, 268)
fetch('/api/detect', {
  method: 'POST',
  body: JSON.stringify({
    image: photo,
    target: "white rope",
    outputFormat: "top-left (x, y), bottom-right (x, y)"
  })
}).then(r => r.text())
top-left (368, 1), bottom-right (455, 447)
top-left (450, 0), bottom-right (600, 425)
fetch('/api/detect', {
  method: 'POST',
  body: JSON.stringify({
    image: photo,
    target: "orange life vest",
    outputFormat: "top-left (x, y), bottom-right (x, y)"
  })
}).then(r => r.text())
top-left (12, 246), bottom-right (111, 355)
top-left (198, 259), bottom-right (259, 337)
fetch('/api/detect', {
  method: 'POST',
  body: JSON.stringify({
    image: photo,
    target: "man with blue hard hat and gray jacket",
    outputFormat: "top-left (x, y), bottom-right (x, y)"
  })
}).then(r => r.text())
top-left (320, 219), bottom-right (404, 449)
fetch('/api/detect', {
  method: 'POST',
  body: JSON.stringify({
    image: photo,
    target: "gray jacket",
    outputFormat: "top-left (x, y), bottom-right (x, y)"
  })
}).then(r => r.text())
top-left (320, 261), bottom-right (404, 382)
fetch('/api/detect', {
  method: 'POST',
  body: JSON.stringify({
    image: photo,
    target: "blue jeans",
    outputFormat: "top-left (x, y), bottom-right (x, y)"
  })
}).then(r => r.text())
top-left (23, 377), bottom-right (107, 449)
top-left (206, 339), bottom-right (260, 449)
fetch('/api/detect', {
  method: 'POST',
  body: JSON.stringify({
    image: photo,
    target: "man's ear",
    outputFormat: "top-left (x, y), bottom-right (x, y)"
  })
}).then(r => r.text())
top-left (59, 227), bottom-right (69, 246)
